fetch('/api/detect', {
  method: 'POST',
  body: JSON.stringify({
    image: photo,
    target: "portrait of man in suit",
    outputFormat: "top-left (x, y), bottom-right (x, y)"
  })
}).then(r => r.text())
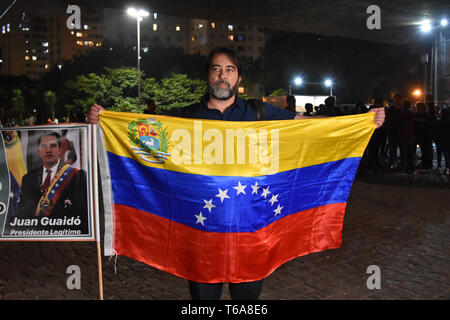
top-left (13, 131), bottom-right (89, 234)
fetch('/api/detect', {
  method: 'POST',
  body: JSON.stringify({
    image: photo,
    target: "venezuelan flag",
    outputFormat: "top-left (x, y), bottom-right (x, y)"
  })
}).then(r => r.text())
top-left (99, 111), bottom-right (375, 283)
top-left (3, 131), bottom-right (27, 217)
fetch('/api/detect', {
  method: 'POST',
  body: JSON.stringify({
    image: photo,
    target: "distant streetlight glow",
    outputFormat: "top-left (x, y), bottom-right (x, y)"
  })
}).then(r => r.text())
top-left (289, 76), bottom-right (303, 95)
top-left (324, 79), bottom-right (333, 96)
top-left (420, 19), bottom-right (432, 32)
top-left (412, 89), bottom-right (422, 97)
top-left (441, 19), bottom-right (448, 27)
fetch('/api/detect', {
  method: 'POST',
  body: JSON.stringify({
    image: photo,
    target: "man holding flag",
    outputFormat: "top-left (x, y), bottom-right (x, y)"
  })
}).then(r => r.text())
top-left (88, 47), bottom-right (385, 300)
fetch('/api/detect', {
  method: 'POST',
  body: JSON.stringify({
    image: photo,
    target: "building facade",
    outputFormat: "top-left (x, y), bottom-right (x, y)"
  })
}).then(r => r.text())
top-left (0, 5), bottom-right (266, 78)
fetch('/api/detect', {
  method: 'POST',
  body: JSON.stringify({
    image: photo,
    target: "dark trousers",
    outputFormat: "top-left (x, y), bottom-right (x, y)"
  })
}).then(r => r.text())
top-left (399, 140), bottom-right (415, 172)
top-left (188, 279), bottom-right (264, 300)
top-left (388, 137), bottom-right (400, 167)
top-left (443, 145), bottom-right (450, 169)
top-left (416, 139), bottom-right (433, 169)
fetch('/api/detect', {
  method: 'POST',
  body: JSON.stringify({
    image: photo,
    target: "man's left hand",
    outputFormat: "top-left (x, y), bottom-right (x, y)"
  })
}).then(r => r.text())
top-left (368, 108), bottom-right (385, 129)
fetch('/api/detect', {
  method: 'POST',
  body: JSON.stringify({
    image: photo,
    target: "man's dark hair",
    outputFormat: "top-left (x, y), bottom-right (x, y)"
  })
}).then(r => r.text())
top-left (206, 47), bottom-right (241, 75)
top-left (38, 132), bottom-right (61, 148)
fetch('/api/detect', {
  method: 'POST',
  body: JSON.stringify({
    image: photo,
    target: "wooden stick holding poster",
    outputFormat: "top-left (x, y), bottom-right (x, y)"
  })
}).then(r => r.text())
top-left (91, 124), bottom-right (104, 300)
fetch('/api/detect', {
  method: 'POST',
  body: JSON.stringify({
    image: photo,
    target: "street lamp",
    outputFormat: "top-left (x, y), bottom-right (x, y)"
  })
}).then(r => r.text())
top-left (127, 7), bottom-right (149, 107)
top-left (418, 17), bottom-right (448, 106)
top-left (324, 79), bottom-right (333, 96)
top-left (288, 77), bottom-right (303, 95)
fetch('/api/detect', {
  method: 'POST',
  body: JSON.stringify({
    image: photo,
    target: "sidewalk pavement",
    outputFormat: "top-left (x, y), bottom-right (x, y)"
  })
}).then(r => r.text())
top-left (0, 171), bottom-right (448, 300)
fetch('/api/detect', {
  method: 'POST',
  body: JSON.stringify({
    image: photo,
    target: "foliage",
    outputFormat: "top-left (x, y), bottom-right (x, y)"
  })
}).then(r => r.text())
top-left (67, 69), bottom-right (207, 114)
top-left (151, 73), bottom-right (207, 114)
top-left (269, 88), bottom-right (287, 96)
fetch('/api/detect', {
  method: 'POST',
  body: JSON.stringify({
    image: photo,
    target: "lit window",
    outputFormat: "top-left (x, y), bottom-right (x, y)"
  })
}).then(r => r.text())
top-left (32, 56), bottom-right (37, 61)
top-left (43, 49), bottom-right (49, 54)
top-left (228, 35), bottom-right (234, 41)
top-left (84, 25), bottom-right (89, 30)
top-left (96, 42), bottom-right (102, 47)
top-left (142, 47), bottom-right (148, 53)
top-left (44, 64), bottom-right (49, 69)
top-left (57, 64), bottom-right (62, 70)
top-left (228, 24), bottom-right (233, 30)
top-left (6, 23), bottom-right (10, 32)
top-left (25, 56), bottom-right (30, 60)
top-left (71, 31), bottom-right (74, 35)
top-left (1, 26), bottom-right (5, 34)
top-left (153, 12), bottom-right (157, 19)
top-left (191, 36), bottom-right (195, 41)
top-left (176, 25), bottom-right (181, 31)
top-left (198, 24), bottom-right (203, 28)
top-left (76, 32), bottom-right (83, 37)
top-left (153, 24), bottom-right (158, 31)
top-left (76, 41), bottom-right (83, 45)
top-left (211, 22), bottom-right (215, 29)
top-left (42, 42), bottom-right (49, 47)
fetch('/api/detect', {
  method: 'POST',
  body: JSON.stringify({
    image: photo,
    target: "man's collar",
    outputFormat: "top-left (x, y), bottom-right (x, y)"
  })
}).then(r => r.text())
top-left (202, 93), bottom-right (241, 111)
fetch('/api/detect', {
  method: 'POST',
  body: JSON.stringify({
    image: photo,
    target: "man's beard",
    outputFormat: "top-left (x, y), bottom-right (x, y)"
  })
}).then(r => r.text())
top-left (210, 80), bottom-right (237, 100)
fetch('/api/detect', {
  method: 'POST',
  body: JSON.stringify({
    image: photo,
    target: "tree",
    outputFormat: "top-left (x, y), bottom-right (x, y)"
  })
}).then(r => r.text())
top-left (10, 89), bottom-right (26, 125)
top-left (66, 68), bottom-right (207, 114)
top-left (66, 73), bottom-right (113, 114)
top-left (150, 73), bottom-right (207, 114)
top-left (269, 88), bottom-right (287, 96)
top-left (43, 90), bottom-right (57, 119)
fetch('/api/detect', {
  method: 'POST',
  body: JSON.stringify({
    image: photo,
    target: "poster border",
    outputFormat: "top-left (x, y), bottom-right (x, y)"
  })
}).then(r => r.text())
top-left (0, 124), bottom-right (96, 242)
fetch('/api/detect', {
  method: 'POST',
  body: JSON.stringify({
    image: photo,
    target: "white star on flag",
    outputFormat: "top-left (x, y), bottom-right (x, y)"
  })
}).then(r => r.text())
top-left (233, 181), bottom-right (247, 195)
top-left (64, 198), bottom-right (72, 208)
top-left (269, 194), bottom-right (279, 206)
top-left (273, 204), bottom-right (284, 216)
top-left (251, 182), bottom-right (260, 195)
top-left (203, 199), bottom-right (216, 213)
top-left (261, 186), bottom-right (271, 199)
top-left (195, 212), bottom-right (207, 226)
top-left (215, 188), bottom-right (230, 203)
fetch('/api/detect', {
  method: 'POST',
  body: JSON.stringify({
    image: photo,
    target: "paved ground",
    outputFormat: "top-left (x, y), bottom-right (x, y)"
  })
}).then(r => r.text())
top-left (0, 170), bottom-right (449, 300)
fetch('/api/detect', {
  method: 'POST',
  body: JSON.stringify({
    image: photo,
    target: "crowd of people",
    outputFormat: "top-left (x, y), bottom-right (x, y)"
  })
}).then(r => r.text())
top-left (298, 94), bottom-right (450, 175)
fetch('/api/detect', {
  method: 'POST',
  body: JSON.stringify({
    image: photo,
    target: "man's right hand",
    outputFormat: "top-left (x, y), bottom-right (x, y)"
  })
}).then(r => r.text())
top-left (87, 104), bottom-right (105, 124)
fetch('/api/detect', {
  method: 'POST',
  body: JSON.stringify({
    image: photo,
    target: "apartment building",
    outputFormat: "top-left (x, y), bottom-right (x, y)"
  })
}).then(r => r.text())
top-left (188, 19), bottom-right (265, 60)
top-left (0, 6), bottom-right (104, 78)
top-left (1, 13), bottom-right (49, 78)
top-left (0, 5), bottom-right (266, 78)
top-left (103, 8), bottom-right (190, 51)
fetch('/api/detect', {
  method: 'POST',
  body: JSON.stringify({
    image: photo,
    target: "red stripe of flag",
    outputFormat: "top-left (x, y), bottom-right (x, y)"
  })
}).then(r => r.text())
top-left (113, 202), bottom-right (346, 283)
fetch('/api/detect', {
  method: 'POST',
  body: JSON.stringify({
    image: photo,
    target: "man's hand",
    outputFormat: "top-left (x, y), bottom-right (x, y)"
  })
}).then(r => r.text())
top-left (87, 104), bottom-right (105, 124)
top-left (368, 107), bottom-right (385, 129)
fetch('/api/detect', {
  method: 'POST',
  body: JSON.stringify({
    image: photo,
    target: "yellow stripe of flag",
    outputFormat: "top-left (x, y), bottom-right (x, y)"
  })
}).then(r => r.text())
top-left (99, 110), bottom-right (375, 177)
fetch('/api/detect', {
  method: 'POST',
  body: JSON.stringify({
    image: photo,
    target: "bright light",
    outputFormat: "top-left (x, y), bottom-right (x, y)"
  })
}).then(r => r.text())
top-left (127, 8), bottom-right (149, 18)
top-left (420, 19), bottom-right (432, 32)
top-left (441, 19), bottom-right (448, 27)
top-left (324, 79), bottom-right (333, 87)
top-left (139, 9), bottom-right (149, 17)
top-left (294, 77), bottom-right (303, 85)
top-left (412, 89), bottom-right (422, 97)
top-left (127, 8), bottom-right (138, 16)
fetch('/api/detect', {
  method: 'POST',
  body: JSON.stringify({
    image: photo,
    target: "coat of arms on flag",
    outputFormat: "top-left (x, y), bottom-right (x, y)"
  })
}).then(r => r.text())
top-left (127, 118), bottom-right (171, 164)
